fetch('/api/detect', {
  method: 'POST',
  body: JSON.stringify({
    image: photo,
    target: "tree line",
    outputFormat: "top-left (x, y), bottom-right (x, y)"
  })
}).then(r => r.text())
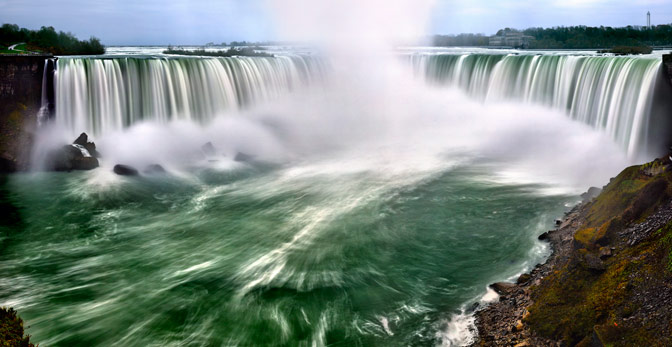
top-left (433, 24), bottom-right (672, 49)
top-left (0, 23), bottom-right (105, 55)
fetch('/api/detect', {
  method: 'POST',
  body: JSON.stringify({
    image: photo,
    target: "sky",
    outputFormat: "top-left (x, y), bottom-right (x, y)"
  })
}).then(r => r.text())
top-left (1, 0), bottom-right (671, 45)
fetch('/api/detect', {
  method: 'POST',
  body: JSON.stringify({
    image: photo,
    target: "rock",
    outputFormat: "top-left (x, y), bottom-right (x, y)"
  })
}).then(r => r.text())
top-left (538, 232), bottom-right (549, 240)
top-left (73, 132), bottom-right (100, 158)
top-left (598, 247), bottom-right (612, 260)
top-left (46, 144), bottom-right (99, 171)
top-left (234, 151), bottom-right (254, 162)
top-left (555, 219), bottom-right (563, 226)
top-left (583, 253), bottom-right (606, 272)
top-left (522, 309), bottom-right (530, 320)
top-left (581, 186), bottom-right (602, 201)
top-left (201, 142), bottom-right (217, 156)
top-left (113, 164), bottom-right (139, 176)
top-left (514, 320), bottom-right (524, 331)
top-left (516, 273), bottom-right (531, 285)
top-left (490, 282), bottom-right (517, 296)
top-left (514, 341), bottom-right (530, 347)
top-left (143, 164), bottom-right (166, 174)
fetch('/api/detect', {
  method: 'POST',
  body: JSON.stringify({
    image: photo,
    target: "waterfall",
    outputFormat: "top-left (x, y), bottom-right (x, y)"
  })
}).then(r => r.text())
top-left (54, 55), bottom-right (327, 136)
top-left (411, 53), bottom-right (663, 158)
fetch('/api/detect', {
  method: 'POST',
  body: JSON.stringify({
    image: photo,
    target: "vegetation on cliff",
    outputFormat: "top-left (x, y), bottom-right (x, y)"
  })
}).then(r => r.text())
top-left (163, 47), bottom-right (273, 57)
top-left (525, 158), bottom-right (672, 346)
top-left (0, 307), bottom-right (35, 346)
top-left (0, 23), bottom-right (104, 55)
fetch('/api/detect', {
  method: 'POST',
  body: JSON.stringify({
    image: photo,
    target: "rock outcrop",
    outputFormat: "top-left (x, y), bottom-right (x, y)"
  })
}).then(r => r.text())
top-left (44, 133), bottom-right (99, 171)
top-left (0, 56), bottom-right (55, 172)
top-left (73, 132), bottom-right (100, 158)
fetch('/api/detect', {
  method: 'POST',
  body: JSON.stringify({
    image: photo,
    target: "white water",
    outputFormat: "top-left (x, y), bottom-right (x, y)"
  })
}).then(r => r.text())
top-left (411, 52), bottom-right (662, 158)
top-left (54, 55), bottom-right (327, 136)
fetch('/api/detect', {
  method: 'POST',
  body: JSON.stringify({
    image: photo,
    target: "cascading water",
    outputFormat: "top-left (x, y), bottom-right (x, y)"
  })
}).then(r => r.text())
top-left (411, 53), bottom-right (663, 158)
top-left (54, 55), bottom-right (327, 136)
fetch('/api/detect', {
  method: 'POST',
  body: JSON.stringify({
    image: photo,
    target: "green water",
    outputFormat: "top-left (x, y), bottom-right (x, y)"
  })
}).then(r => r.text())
top-left (0, 161), bottom-right (573, 346)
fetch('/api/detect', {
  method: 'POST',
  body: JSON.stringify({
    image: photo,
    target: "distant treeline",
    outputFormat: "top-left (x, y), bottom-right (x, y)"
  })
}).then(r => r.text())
top-left (0, 23), bottom-right (105, 55)
top-left (164, 47), bottom-right (273, 57)
top-left (433, 24), bottom-right (672, 49)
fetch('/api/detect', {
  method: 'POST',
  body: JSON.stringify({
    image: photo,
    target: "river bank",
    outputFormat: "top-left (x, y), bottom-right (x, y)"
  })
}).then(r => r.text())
top-left (473, 156), bottom-right (672, 346)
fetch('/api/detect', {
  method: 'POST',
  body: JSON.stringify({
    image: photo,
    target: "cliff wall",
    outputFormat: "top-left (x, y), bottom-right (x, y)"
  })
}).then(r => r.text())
top-left (0, 55), bottom-right (54, 172)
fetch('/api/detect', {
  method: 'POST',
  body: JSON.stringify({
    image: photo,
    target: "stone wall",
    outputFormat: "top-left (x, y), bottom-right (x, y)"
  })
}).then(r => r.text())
top-left (0, 55), bottom-right (54, 172)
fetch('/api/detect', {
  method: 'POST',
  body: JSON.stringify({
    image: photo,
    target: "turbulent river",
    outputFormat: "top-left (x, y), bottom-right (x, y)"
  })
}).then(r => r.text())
top-left (0, 47), bottom-right (669, 346)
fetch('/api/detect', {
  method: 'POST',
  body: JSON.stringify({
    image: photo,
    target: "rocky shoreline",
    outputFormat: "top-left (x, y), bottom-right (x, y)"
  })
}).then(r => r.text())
top-left (471, 201), bottom-right (589, 347)
top-left (472, 156), bottom-right (672, 346)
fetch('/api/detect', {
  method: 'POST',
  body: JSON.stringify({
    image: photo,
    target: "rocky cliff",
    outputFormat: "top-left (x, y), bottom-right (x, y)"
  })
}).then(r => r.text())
top-left (474, 156), bottom-right (672, 346)
top-left (0, 55), bottom-right (54, 172)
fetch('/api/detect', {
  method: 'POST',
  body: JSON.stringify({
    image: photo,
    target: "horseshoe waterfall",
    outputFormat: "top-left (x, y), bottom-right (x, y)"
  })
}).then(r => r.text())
top-left (1, 49), bottom-right (670, 347)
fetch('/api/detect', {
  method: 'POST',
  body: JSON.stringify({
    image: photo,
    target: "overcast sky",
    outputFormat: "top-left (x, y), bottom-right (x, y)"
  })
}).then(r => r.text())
top-left (1, 0), bottom-right (671, 45)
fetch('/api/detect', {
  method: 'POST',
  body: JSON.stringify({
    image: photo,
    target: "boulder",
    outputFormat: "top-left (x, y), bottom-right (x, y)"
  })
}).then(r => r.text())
top-left (46, 144), bottom-right (99, 171)
top-left (113, 164), bottom-right (139, 176)
top-left (516, 273), bottom-right (531, 285)
top-left (73, 132), bottom-right (100, 158)
top-left (143, 164), bottom-right (166, 174)
top-left (598, 247), bottom-right (613, 260)
top-left (538, 232), bottom-right (549, 240)
top-left (490, 282), bottom-right (517, 296)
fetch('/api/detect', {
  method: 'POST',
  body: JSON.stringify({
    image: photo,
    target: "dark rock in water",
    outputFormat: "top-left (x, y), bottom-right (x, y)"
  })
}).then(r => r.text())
top-left (143, 164), bottom-right (166, 174)
top-left (46, 144), bottom-right (99, 171)
top-left (73, 133), bottom-right (88, 147)
top-left (234, 152), bottom-right (254, 162)
top-left (73, 132), bottom-right (100, 158)
top-left (201, 142), bottom-right (217, 156)
top-left (490, 282), bottom-right (517, 296)
top-left (113, 164), bottom-right (139, 176)
top-left (538, 232), bottom-right (549, 241)
top-left (581, 186), bottom-right (602, 201)
top-left (554, 219), bottom-right (563, 226)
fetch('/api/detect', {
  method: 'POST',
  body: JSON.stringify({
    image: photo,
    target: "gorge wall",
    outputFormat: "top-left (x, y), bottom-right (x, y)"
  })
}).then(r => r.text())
top-left (0, 55), bottom-right (54, 172)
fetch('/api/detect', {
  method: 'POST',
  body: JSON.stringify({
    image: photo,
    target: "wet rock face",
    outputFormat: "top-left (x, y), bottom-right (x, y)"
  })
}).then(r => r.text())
top-left (46, 144), bottom-right (99, 171)
top-left (0, 56), bottom-right (53, 173)
top-left (73, 132), bottom-right (100, 158)
top-left (44, 132), bottom-right (100, 171)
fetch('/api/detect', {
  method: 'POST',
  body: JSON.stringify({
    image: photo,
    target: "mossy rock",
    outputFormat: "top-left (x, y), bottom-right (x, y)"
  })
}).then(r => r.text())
top-left (0, 307), bottom-right (35, 346)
